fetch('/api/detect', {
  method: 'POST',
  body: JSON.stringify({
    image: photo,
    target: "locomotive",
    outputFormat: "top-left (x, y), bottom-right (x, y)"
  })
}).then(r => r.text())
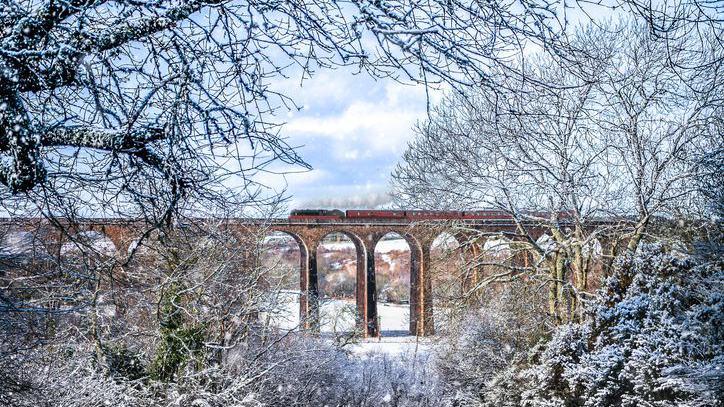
top-left (288, 209), bottom-right (345, 220)
top-left (288, 209), bottom-right (516, 221)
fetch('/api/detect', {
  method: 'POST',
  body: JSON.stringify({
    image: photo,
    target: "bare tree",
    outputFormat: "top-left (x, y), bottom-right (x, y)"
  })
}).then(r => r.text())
top-left (0, 0), bottom-right (575, 224)
top-left (391, 19), bottom-right (721, 322)
top-left (0, 4), bottom-right (581, 366)
top-left (612, 0), bottom-right (723, 40)
top-left (0, 218), bottom-right (298, 399)
top-left (583, 0), bottom-right (723, 122)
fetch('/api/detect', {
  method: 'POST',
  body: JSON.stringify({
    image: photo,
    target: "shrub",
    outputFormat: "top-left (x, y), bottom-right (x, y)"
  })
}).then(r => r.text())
top-left (434, 278), bottom-right (552, 403)
top-left (102, 343), bottom-right (146, 381)
top-left (148, 282), bottom-right (207, 382)
top-left (483, 244), bottom-right (723, 407)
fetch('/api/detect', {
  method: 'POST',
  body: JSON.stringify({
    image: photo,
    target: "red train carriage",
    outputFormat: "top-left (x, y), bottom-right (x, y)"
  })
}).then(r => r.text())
top-left (521, 210), bottom-right (576, 220)
top-left (346, 210), bottom-right (406, 219)
top-left (462, 210), bottom-right (574, 220)
top-left (405, 210), bottom-right (464, 220)
top-left (287, 209), bottom-right (550, 221)
top-left (461, 210), bottom-right (513, 220)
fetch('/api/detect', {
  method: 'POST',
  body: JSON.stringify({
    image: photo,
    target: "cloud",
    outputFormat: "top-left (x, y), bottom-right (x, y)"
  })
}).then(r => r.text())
top-left (284, 168), bottom-right (328, 186)
top-left (273, 68), bottom-right (388, 115)
top-left (284, 80), bottom-right (432, 157)
top-left (261, 68), bottom-right (446, 209)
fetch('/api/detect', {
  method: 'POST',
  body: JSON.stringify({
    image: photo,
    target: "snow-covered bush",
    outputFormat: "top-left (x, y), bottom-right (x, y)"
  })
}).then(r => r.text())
top-left (253, 337), bottom-right (444, 406)
top-left (435, 279), bottom-right (552, 403)
top-left (483, 244), bottom-right (723, 407)
top-left (9, 333), bottom-right (447, 407)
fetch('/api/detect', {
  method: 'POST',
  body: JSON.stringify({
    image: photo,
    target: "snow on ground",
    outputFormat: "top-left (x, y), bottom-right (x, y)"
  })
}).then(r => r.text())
top-left (320, 238), bottom-right (412, 252)
top-left (376, 302), bottom-right (410, 333)
top-left (0, 231), bottom-right (36, 256)
top-left (348, 335), bottom-right (432, 357)
top-left (318, 298), bottom-right (357, 332)
top-left (260, 290), bottom-right (300, 330)
top-left (263, 291), bottom-right (410, 332)
top-left (261, 291), bottom-right (428, 356)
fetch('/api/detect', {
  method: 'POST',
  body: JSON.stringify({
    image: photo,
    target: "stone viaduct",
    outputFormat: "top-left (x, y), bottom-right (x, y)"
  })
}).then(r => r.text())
top-left (1, 215), bottom-right (556, 337)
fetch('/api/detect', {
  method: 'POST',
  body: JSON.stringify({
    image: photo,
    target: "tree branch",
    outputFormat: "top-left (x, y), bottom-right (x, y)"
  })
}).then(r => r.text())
top-left (41, 126), bottom-right (166, 151)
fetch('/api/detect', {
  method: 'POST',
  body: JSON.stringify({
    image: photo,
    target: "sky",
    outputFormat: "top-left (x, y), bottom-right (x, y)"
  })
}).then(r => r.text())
top-left (252, 4), bottom-right (620, 213)
top-left (257, 68), bottom-right (443, 211)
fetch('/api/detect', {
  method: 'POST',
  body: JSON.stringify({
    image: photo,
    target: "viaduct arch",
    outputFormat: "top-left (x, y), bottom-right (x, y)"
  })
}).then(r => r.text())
top-left (1, 215), bottom-right (568, 337)
top-left (259, 219), bottom-right (544, 337)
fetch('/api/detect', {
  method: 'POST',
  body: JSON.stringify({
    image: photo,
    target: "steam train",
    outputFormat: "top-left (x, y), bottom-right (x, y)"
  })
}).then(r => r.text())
top-left (288, 209), bottom-right (516, 221)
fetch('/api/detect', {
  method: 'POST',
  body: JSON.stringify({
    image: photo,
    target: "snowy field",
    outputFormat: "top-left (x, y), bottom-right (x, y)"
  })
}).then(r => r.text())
top-left (260, 291), bottom-right (430, 356)
top-left (348, 334), bottom-right (431, 357)
top-left (262, 291), bottom-right (411, 332)
top-left (320, 238), bottom-right (413, 252)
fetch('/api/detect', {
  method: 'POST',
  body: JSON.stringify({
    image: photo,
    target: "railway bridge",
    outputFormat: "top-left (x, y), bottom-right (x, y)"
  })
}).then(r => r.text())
top-left (1, 210), bottom-right (557, 337)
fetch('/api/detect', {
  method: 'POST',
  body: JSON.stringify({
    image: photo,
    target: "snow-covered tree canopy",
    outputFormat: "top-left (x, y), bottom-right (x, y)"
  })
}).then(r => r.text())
top-left (512, 244), bottom-right (724, 407)
top-left (0, 0), bottom-right (576, 219)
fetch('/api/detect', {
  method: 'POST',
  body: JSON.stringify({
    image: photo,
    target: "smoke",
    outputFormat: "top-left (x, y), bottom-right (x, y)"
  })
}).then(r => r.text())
top-left (300, 191), bottom-right (394, 209)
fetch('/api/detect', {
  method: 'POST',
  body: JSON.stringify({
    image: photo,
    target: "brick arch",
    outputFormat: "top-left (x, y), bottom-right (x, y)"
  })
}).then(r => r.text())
top-left (311, 229), bottom-right (368, 333)
top-left (263, 223), bottom-right (436, 337)
top-left (0, 228), bottom-right (50, 258)
top-left (428, 231), bottom-right (467, 311)
top-left (56, 221), bottom-right (139, 257)
top-left (429, 230), bottom-right (463, 265)
top-left (431, 230), bottom-right (462, 246)
top-left (366, 229), bottom-right (433, 336)
top-left (264, 228), bottom-right (314, 330)
top-left (266, 228), bottom-right (309, 259)
top-left (59, 222), bottom-right (144, 258)
top-left (92, 225), bottom-right (134, 255)
top-left (313, 229), bottom-right (367, 260)
top-left (452, 230), bottom-right (491, 295)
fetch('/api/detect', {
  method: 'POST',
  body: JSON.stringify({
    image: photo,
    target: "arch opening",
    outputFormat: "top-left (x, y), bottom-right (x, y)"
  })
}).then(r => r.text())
top-left (430, 232), bottom-right (463, 333)
top-left (259, 231), bottom-right (304, 331)
top-left (459, 233), bottom-right (515, 302)
top-left (0, 229), bottom-right (49, 260)
top-left (315, 231), bottom-right (363, 334)
top-left (483, 234), bottom-right (513, 272)
top-left (373, 232), bottom-right (412, 335)
top-left (125, 229), bottom-right (167, 259)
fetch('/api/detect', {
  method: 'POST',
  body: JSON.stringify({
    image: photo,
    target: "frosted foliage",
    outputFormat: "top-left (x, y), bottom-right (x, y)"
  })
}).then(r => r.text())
top-left (435, 311), bottom-right (527, 397)
top-left (496, 244), bottom-right (723, 407)
top-left (14, 337), bottom-right (447, 407)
